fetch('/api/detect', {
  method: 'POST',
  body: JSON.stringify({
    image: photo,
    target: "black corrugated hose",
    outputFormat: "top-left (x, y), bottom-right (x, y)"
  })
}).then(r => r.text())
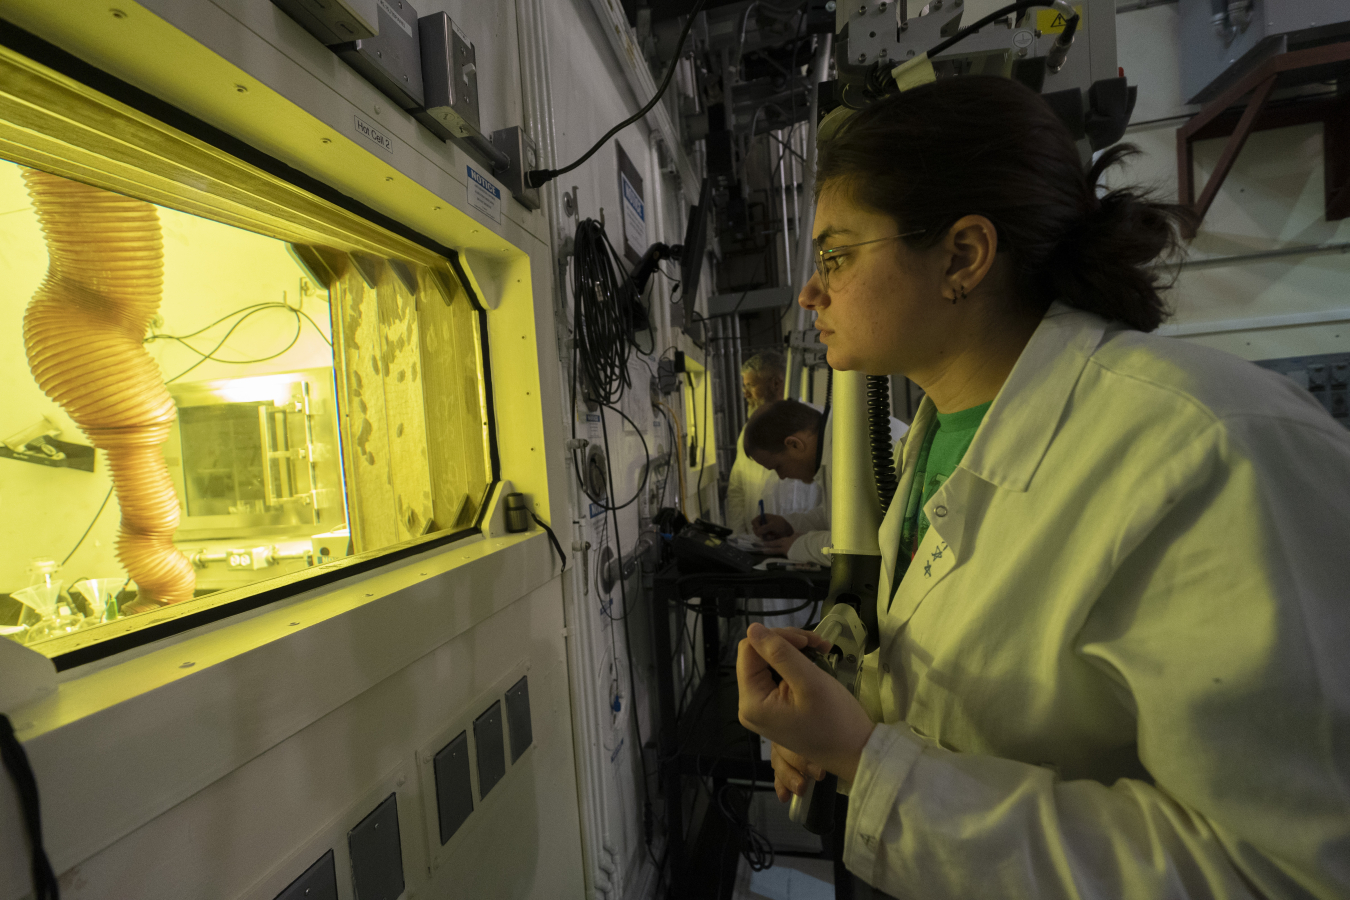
top-left (867, 375), bottom-right (898, 515)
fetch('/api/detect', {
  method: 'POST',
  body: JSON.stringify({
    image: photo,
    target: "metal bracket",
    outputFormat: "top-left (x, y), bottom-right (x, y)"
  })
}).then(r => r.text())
top-left (1177, 39), bottom-right (1350, 235)
top-left (0, 435), bottom-right (96, 472)
top-left (490, 126), bottom-right (542, 210)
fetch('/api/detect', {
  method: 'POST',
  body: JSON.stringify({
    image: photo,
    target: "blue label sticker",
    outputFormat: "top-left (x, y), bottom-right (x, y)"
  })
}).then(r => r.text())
top-left (466, 164), bottom-right (502, 224)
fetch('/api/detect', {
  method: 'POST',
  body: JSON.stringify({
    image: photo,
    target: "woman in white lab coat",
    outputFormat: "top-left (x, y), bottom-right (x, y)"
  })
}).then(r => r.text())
top-left (735, 75), bottom-right (1350, 899)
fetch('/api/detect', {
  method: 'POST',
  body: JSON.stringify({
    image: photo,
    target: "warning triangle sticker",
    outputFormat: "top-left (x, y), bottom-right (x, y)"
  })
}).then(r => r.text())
top-left (1050, 13), bottom-right (1066, 26)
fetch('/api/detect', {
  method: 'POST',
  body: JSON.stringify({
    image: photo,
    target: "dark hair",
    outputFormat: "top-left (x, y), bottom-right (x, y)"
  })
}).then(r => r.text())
top-left (744, 399), bottom-right (823, 456)
top-left (816, 76), bottom-right (1193, 332)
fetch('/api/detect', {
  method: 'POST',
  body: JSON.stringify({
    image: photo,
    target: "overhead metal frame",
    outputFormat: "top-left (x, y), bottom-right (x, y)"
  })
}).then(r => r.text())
top-left (1177, 40), bottom-right (1350, 235)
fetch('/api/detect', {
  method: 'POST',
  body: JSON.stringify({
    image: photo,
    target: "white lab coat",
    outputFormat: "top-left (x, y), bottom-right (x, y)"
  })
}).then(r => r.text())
top-left (726, 418), bottom-right (823, 535)
top-left (783, 411), bottom-right (908, 566)
top-left (845, 305), bottom-right (1350, 898)
top-left (727, 415), bottom-right (827, 627)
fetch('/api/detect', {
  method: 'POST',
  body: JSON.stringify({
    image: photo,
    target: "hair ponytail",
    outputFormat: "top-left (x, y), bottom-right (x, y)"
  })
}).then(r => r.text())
top-left (1039, 145), bottom-right (1195, 331)
top-left (816, 78), bottom-right (1194, 332)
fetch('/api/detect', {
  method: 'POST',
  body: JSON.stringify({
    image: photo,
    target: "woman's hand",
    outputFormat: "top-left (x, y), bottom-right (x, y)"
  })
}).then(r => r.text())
top-left (752, 514), bottom-right (793, 541)
top-left (770, 742), bottom-right (826, 802)
top-left (736, 622), bottom-right (875, 784)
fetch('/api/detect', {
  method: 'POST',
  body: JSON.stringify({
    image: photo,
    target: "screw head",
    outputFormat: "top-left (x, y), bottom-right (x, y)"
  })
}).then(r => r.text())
top-left (825, 0), bottom-right (835, 8)
top-left (858, 3), bottom-right (866, 12)
top-left (858, 52), bottom-right (867, 62)
top-left (321, 137), bottom-right (332, 144)
top-left (234, 84), bottom-right (248, 93)
top-left (878, 0), bottom-right (888, 9)
top-left (110, 8), bottom-right (127, 17)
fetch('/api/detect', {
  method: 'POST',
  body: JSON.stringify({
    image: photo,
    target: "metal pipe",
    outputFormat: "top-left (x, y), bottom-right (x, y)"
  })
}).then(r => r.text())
top-left (793, 34), bottom-right (832, 342)
top-left (789, 126), bottom-right (802, 269)
top-left (829, 370), bottom-right (882, 556)
top-left (648, 131), bottom-right (672, 355)
top-left (777, 126), bottom-right (794, 289)
top-left (794, 34), bottom-right (832, 298)
top-left (1163, 240), bottom-right (1350, 271)
top-left (731, 313), bottom-right (745, 438)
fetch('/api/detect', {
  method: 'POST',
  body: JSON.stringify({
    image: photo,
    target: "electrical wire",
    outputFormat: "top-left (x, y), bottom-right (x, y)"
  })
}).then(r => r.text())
top-left (160, 304), bottom-right (313, 384)
top-left (573, 402), bottom-right (651, 513)
top-left (60, 484), bottom-right (114, 568)
top-left (597, 398), bottom-right (663, 868)
top-left (693, 362), bottom-right (711, 515)
top-left (654, 399), bottom-right (687, 516)
top-left (529, 510), bottom-right (567, 570)
top-left (526, 0), bottom-right (709, 189)
top-left (570, 218), bottom-right (643, 407)
top-left (55, 298), bottom-right (332, 579)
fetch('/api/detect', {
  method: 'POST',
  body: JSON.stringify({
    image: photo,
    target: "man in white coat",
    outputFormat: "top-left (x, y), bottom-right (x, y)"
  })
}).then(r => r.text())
top-left (724, 350), bottom-right (820, 533)
top-left (748, 398), bottom-right (907, 565)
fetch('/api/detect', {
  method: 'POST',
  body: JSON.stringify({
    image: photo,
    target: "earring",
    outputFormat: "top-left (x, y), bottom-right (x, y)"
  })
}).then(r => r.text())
top-left (953, 285), bottom-right (967, 303)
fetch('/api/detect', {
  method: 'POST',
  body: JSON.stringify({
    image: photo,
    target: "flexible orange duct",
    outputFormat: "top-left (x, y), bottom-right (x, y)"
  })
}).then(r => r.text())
top-left (23, 169), bottom-right (195, 609)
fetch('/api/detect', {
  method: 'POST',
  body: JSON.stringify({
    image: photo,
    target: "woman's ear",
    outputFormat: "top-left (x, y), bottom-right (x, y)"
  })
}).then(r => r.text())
top-left (942, 214), bottom-right (998, 298)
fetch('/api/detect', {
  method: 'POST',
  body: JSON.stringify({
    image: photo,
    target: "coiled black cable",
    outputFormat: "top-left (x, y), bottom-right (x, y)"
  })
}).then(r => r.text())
top-left (570, 218), bottom-right (650, 406)
top-left (867, 375), bottom-right (898, 515)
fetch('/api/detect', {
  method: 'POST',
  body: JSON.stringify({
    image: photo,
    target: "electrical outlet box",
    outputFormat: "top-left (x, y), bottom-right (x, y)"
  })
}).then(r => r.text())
top-left (271, 0), bottom-right (378, 45)
top-left (432, 731), bottom-right (474, 845)
top-left (273, 850), bottom-right (339, 900)
top-left (334, 0), bottom-right (425, 110)
top-left (489, 126), bottom-right (541, 211)
top-left (473, 701), bottom-right (506, 799)
top-left (347, 794), bottom-right (404, 900)
top-left (418, 13), bottom-right (480, 138)
top-left (504, 676), bottom-right (533, 763)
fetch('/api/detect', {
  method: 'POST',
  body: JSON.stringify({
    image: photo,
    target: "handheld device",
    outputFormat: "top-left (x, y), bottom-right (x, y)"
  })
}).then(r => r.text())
top-left (787, 602), bottom-right (868, 832)
top-left (786, 369), bottom-right (895, 833)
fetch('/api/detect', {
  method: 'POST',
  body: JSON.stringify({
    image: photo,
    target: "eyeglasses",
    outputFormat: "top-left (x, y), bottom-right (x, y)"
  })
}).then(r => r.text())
top-left (813, 230), bottom-right (925, 291)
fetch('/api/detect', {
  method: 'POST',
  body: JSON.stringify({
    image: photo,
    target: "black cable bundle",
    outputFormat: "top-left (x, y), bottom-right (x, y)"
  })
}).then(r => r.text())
top-left (715, 782), bottom-right (775, 872)
top-left (571, 218), bottom-right (651, 406)
top-left (867, 374), bottom-right (898, 515)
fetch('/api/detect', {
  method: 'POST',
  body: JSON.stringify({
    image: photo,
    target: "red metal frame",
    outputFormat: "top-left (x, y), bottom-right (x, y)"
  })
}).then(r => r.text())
top-left (1177, 40), bottom-right (1350, 236)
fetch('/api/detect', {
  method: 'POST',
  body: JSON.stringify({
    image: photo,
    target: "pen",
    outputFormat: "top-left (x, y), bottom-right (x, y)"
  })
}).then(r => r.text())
top-left (758, 499), bottom-right (766, 526)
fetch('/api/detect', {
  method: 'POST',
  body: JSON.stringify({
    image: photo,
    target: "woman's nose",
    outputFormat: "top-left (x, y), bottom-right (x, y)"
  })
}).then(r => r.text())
top-left (799, 271), bottom-right (826, 310)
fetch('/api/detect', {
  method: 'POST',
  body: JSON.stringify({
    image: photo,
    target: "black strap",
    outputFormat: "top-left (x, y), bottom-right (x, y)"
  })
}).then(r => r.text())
top-left (529, 511), bottom-right (567, 572)
top-left (0, 714), bottom-right (59, 900)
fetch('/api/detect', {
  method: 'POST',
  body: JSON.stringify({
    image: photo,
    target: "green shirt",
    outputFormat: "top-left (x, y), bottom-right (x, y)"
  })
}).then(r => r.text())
top-left (894, 401), bottom-right (991, 588)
